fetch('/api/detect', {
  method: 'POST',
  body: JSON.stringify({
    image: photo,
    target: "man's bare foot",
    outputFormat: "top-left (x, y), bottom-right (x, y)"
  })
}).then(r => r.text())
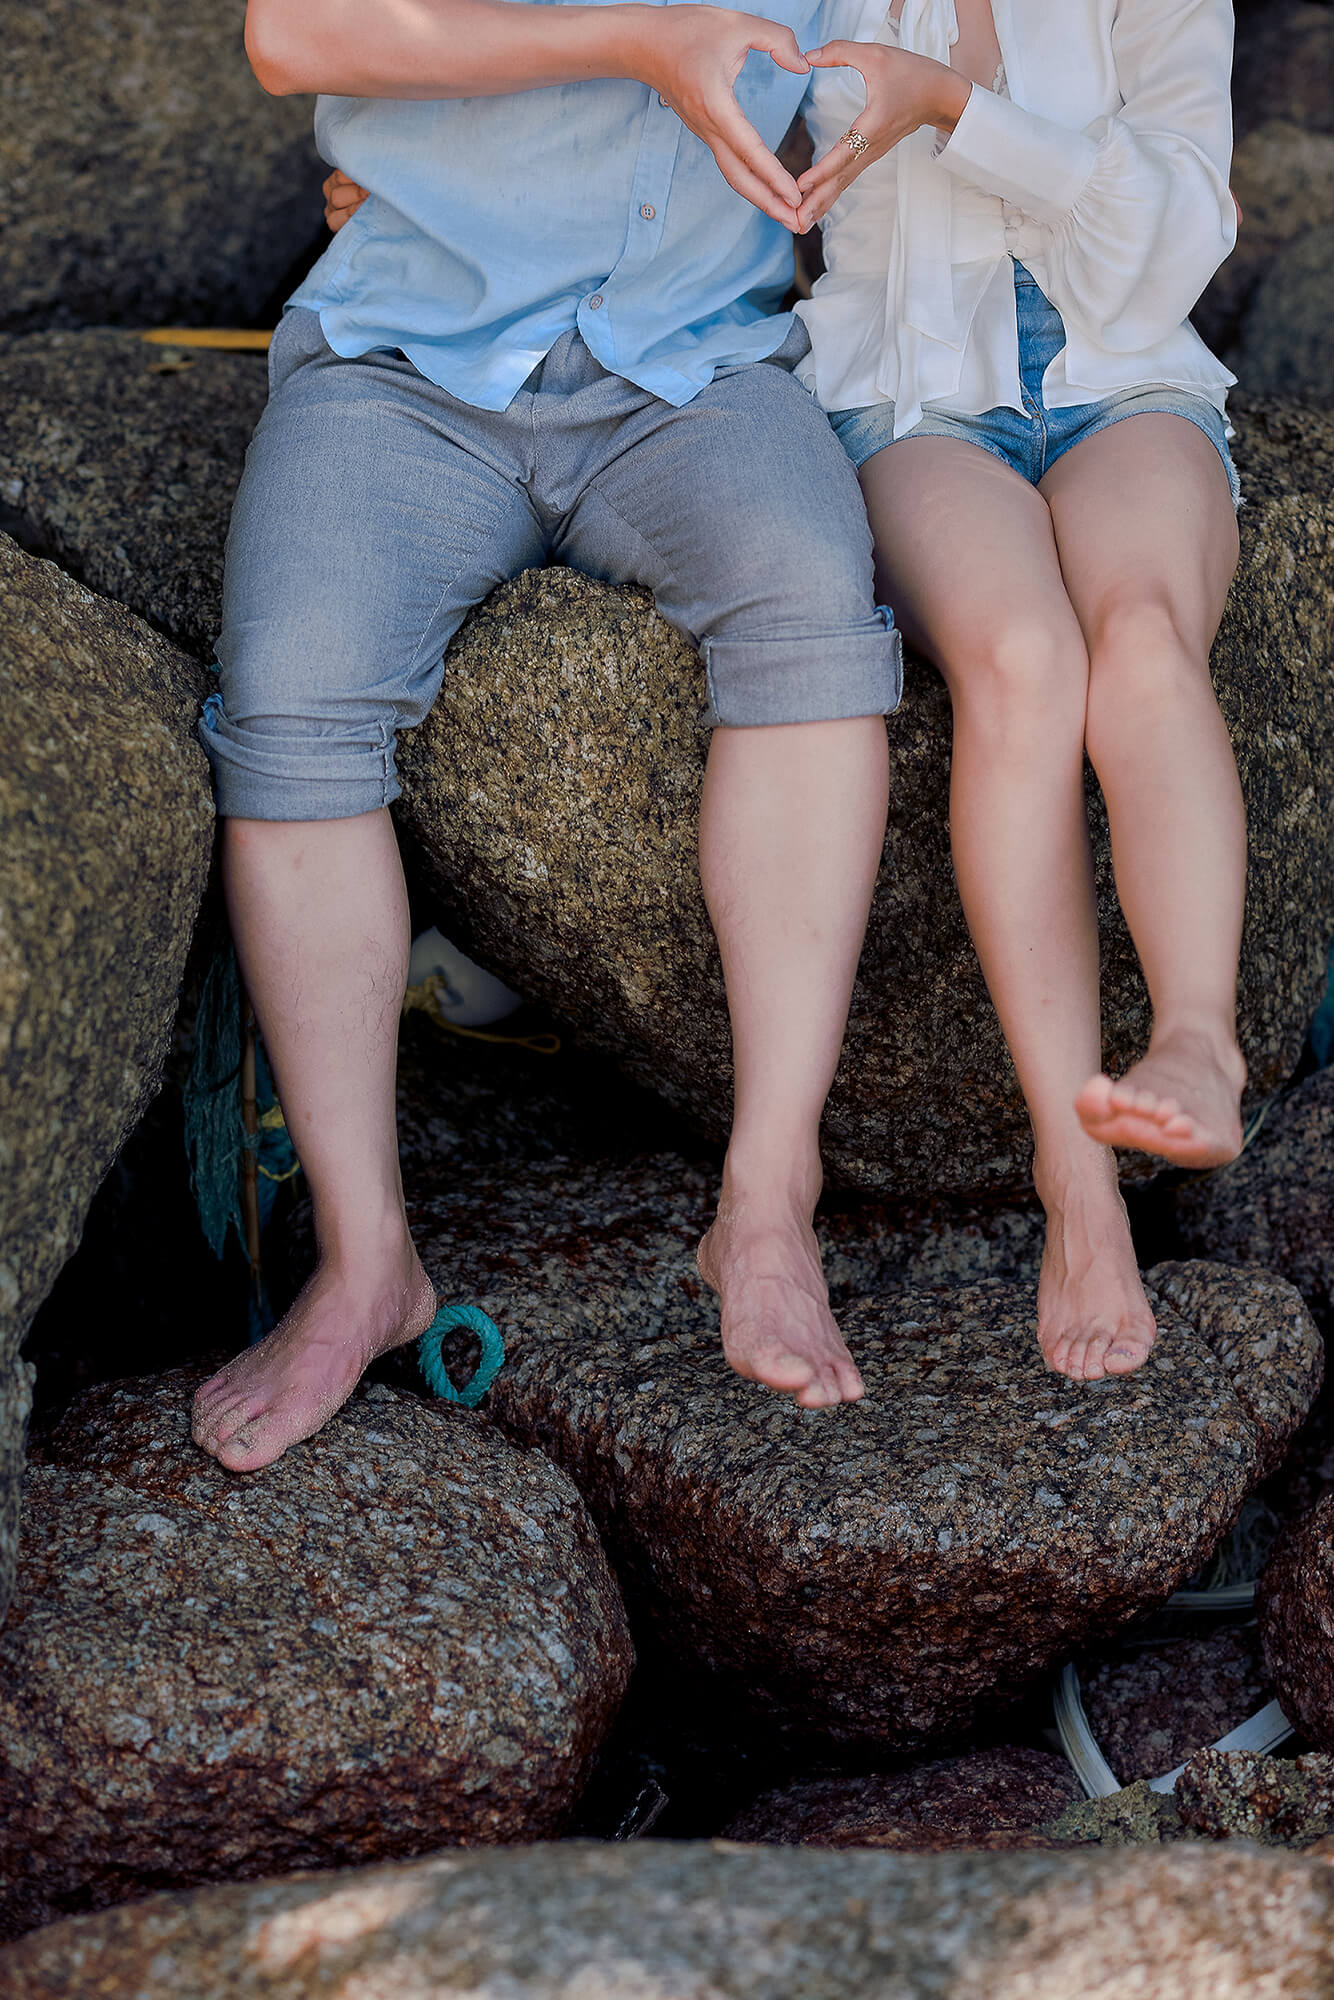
top-left (1036, 1164), bottom-right (1157, 1382)
top-left (698, 1191), bottom-right (863, 1410)
top-left (191, 1231), bottom-right (437, 1473)
top-left (1075, 1026), bottom-right (1245, 1169)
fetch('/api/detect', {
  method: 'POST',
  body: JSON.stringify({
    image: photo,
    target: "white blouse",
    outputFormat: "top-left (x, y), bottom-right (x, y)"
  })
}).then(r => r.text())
top-left (796, 0), bottom-right (1239, 435)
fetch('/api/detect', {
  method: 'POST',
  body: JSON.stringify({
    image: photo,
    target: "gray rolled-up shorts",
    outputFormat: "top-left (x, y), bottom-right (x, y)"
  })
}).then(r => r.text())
top-left (201, 309), bottom-right (903, 820)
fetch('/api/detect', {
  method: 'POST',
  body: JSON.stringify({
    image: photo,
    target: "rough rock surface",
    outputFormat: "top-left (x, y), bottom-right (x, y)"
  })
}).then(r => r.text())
top-left (405, 1142), bottom-right (1323, 1746)
top-left (3, 1840), bottom-right (1333, 1999)
top-left (1177, 1750), bottom-right (1334, 1848)
top-left (1237, 225), bottom-right (1334, 404)
top-left (1168, 1070), bottom-right (1334, 1333)
top-left (720, 1747), bottom-right (1081, 1850)
top-left (0, 1371), bottom-right (633, 1939)
top-left (1079, 1626), bottom-right (1274, 1786)
top-left (1232, 3), bottom-right (1334, 141)
top-left (1194, 121), bottom-right (1334, 352)
top-left (1, 349), bottom-right (1331, 1195)
top-left (3, 1), bottom-right (324, 333)
top-left (0, 332), bottom-right (268, 657)
top-left (0, 536), bottom-right (213, 1622)
top-left (1259, 1494), bottom-right (1334, 1753)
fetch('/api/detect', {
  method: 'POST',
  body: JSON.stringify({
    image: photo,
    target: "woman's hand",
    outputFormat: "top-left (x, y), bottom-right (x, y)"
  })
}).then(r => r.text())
top-left (795, 41), bottom-right (971, 229)
top-left (628, 7), bottom-right (812, 231)
top-left (323, 169), bottom-right (369, 232)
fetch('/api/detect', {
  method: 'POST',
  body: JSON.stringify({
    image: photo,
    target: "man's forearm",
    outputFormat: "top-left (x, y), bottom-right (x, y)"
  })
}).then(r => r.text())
top-left (245, 0), bottom-right (657, 98)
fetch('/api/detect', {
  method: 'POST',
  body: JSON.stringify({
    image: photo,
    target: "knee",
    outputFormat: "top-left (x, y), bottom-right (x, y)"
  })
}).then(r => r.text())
top-left (1086, 593), bottom-right (1210, 712)
top-left (943, 618), bottom-right (1088, 736)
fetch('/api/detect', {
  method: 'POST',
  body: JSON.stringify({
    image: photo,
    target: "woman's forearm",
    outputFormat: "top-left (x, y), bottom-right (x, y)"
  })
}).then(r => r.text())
top-left (245, 0), bottom-right (658, 98)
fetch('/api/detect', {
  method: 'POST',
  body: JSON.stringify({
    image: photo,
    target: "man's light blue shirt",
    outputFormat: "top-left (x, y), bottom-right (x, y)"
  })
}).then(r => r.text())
top-left (287, 0), bottom-right (839, 412)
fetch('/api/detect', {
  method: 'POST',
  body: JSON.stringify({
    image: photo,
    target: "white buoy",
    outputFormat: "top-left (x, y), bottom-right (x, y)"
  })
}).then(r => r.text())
top-left (407, 927), bottom-right (524, 1027)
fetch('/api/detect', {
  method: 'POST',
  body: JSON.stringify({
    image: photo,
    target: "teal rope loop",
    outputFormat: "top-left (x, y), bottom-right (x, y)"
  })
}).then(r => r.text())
top-left (418, 1306), bottom-right (505, 1409)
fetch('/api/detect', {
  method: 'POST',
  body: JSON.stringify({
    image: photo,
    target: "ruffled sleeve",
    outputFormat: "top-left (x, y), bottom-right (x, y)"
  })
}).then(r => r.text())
top-left (934, 0), bottom-right (1237, 353)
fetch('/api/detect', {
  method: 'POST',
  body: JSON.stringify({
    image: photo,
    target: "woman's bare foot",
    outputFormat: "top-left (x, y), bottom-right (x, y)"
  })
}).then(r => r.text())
top-left (191, 1228), bottom-right (437, 1473)
top-left (697, 1185), bottom-right (863, 1411)
top-left (1075, 1026), bottom-right (1245, 1169)
top-left (1036, 1161), bottom-right (1157, 1382)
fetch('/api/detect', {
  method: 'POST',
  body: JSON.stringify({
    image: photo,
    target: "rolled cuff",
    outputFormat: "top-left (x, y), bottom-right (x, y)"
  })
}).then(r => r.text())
top-left (198, 693), bottom-right (400, 821)
top-left (937, 87), bottom-right (1100, 226)
top-left (701, 609), bottom-right (904, 728)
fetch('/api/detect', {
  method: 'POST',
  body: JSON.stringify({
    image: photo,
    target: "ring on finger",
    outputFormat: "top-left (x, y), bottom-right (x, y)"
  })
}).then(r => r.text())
top-left (840, 127), bottom-right (869, 157)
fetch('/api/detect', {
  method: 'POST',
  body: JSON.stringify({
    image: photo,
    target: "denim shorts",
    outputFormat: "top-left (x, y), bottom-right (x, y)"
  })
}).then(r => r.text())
top-left (201, 311), bottom-right (902, 821)
top-left (829, 263), bottom-right (1241, 510)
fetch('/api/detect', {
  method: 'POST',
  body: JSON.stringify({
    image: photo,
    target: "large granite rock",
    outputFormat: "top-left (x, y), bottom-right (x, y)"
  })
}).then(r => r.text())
top-left (3, 1), bottom-right (324, 333)
top-left (2, 1840), bottom-right (1332, 1996)
top-left (720, 1747), bottom-right (1081, 1851)
top-left (1168, 1069), bottom-right (1334, 1333)
top-left (1236, 225), bottom-right (1334, 404)
top-left (1259, 1493), bottom-right (1334, 1754)
top-left (0, 1371), bottom-right (633, 1940)
top-left (1232, 3), bottom-right (1334, 142)
top-left (1177, 1750), bottom-right (1334, 1848)
top-left (0, 332), bottom-right (268, 657)
top-left (1194, 121), bottom-right (1334, 353)
top-left (0, 537), bottom-right (213, 1624)
top-left (405, 1130), bottom-right (1323, 1746)
top-left (2, 336), bottom-right (1331, 1196)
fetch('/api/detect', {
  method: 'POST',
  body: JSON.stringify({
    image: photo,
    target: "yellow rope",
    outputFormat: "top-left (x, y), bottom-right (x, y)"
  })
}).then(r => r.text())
top-left (142, 328), bottom-right (273, 351)
top-left (402, 974), bottom-right (561, 1054)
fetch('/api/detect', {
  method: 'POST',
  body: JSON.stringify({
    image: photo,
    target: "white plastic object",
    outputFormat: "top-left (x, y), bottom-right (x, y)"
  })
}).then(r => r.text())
top-left (407, 927), bottom-right (523, 1027)
top-left (1054, 1661), bottom-right (1293, 1800)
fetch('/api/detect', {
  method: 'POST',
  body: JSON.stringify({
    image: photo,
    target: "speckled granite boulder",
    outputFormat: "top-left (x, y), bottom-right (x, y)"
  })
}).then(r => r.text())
top-left (1079, 1626), bottom-right (1274, 1786)
top-left (0, 1371), bottom-right (633, 1939)
top-left (2, 1), bottom-right (324, 333)
top-left (0, 537), bottom-right (213, 1622)
top-left (2, 369), bottom-right (1332, 1196)
top-left (1177, 1751), bottom-right (1334, 1848)
top-left (1259, 1495), bottom-right (1334, 1753)
top-left (406, 1149), bottom-right (1323, 1745)
top-left (1236, 226), bottom-right (1334, 404)
top-left (720, 1747), bottom-right (1080, 1851)
top-left (1168, 1071), bottom-right (1334, 1333)
top-left (3, 1840), bottom-right (1333, 1998)
top-left (0, 332), bottom-right (268, 657)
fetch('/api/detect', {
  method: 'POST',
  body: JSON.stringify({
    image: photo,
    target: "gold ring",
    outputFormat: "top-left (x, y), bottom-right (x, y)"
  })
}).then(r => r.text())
top-left (841, 127), bottom-right (869, 157)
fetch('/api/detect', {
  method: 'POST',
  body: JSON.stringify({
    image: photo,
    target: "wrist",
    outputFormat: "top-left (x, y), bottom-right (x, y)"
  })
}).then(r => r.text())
top-left (603, 4), bottom-right (664, 86)
top-left (930, 67), bottom-right (972, 137)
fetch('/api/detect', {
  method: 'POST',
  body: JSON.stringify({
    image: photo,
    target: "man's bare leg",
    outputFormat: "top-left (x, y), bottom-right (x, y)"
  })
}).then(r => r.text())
top-left (191, 810), bottom-right (437, 1472)
top-left (696, 716), bottom-right (889, 1410)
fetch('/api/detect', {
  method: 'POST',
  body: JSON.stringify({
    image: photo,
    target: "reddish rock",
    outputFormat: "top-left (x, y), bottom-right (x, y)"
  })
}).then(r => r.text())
top-left (1079, 1625), bottom-right (1273, 1786)
top-left (1177, 1750), bottom-right (1334, 1848)
top-left (720, 1747), bottom-right (1081, 1851)
top-left (1259, 1493), bottom-right (1334, 1753)
top-left (1169, 1070), bottom-right (1334, 1334)
top-left (0, 1372), bottom-right (632, 1940)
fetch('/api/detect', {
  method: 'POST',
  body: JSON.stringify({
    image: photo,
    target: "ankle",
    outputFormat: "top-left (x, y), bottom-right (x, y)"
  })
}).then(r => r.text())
top-left (315, 1207), bottom-right (417, 1281)
top-left (1149, 1017), bottom-right (1245, 1081)
top-left (1033, 1145), bottom-right (1122, 1223)
top-left (718, 1143), bottom-right (823, 1226)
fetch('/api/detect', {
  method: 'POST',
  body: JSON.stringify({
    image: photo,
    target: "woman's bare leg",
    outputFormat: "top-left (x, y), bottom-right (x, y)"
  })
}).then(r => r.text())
top-left (1040, 416), bottom-right (1245, 1166)
top-left (859, 438), bottom-right (1156, 1380)
top-left (191, 811), bottom-right (437, 1472)
top-left (697, 716), bottom-right (889, 1409)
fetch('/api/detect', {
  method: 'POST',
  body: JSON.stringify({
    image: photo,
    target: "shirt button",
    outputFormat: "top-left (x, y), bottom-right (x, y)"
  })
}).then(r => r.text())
top-left (639, 203), bottom-right (656, 221)
top-left (658, 93), bottom-right (671, 108)
top-left (587, 294), bottom-right (603, 310)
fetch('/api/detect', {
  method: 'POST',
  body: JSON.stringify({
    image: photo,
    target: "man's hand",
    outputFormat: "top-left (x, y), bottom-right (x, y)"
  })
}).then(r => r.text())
top-left (626, 7), bottom-right (811, 232)
top-left (794, 41), bottom-right (970, 229)
top-left (324, 169), bottom-right (369, 232)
